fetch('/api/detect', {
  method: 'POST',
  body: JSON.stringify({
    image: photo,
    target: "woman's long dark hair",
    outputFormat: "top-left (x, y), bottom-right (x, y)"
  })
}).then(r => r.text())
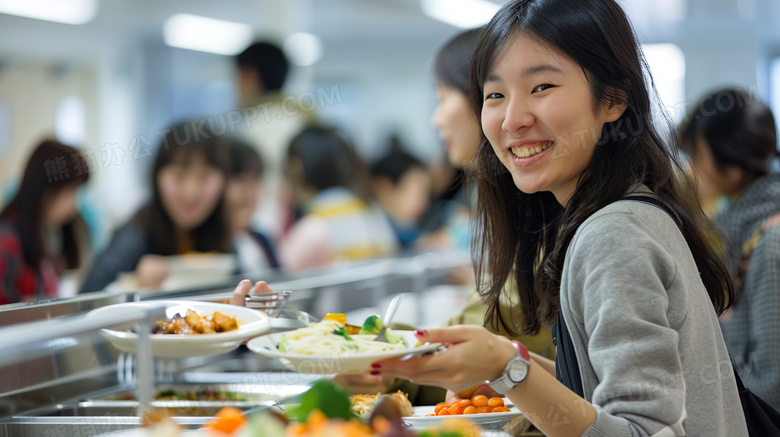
top-left (469, 0), bottom-right (735, 335)
top-left (434, 28), bottom-right (483, 96)
top-left (0, 140), bottom-right (89, 270)
top-left (134, 121), bottom-right (232, 255)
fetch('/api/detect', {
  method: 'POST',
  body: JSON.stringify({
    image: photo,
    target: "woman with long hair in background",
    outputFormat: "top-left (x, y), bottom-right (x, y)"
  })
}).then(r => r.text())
top-left (0, 140), bottom-right (90, 304)
top-left (81, 121), bottom-right (232, 292)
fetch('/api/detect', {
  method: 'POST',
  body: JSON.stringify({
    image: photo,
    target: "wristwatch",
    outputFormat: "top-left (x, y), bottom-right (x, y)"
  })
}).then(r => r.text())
top-left (485, 340), bottom-right (531, 394)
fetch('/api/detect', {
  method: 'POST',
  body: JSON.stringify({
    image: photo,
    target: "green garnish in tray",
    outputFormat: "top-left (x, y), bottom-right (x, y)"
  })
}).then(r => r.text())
top-left (286, 379), bottom-right (356, 422)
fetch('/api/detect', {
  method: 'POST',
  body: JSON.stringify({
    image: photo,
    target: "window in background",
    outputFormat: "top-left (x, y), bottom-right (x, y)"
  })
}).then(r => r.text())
top-left (772, 58), bottom-right (780, 173)
top-left (619, 0), bottom-right (687, 21)
top-left (642, 43), bottom-right (686, 122)
top-left (771, 57), bottom-right (780, 116)
top-left (55, 95), bottom-right (86, 147)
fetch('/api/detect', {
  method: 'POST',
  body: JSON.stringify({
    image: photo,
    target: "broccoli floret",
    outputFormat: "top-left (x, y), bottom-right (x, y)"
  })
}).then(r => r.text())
top-left (359, 315), bottom-right (384, 335)
top-left (384, 328), bottom-right (404, 345)
top-left (332, 326), bottom-right (353, 341)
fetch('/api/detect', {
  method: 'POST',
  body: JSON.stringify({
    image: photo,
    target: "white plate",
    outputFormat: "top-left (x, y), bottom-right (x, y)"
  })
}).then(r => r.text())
top-left (85, 301), bottom-right (270, 358)
top-left (403, 404), bottom-right (522, 429)
top-left (246, 330), bottom-right (442, 374)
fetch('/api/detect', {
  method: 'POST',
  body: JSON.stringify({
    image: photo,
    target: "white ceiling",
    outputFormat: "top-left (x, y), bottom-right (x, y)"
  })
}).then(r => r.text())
top-left (0, 0), bottom-right (774, 65)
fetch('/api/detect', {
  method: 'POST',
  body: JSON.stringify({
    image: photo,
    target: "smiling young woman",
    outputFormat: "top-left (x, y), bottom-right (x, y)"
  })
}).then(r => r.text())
top-left (372, 0), bottom-right (747, 436)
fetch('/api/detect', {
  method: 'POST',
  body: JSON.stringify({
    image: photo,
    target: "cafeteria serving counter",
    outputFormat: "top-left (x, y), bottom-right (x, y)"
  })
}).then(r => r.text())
top-left (0, 251), bottom-right (476, 436)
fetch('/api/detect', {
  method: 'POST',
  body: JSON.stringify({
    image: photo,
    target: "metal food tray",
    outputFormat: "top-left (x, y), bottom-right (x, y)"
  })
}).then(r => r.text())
top-left (93, 382), bottom-right (283, 402)
top-left (30, 400), bottom-right (257, 419)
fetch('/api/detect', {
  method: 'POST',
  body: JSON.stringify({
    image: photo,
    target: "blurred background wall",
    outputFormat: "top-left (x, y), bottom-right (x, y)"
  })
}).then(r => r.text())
top-left (0, 0), bottom-right (777, 246)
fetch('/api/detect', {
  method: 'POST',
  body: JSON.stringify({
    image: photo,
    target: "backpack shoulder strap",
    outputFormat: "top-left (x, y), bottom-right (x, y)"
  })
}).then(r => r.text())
top-left (620, 195), bottom-right (683, 230)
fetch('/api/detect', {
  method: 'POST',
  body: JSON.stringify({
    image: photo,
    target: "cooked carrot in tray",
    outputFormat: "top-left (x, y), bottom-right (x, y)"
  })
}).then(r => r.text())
top-left (427, 395), bottom-right (509, 416)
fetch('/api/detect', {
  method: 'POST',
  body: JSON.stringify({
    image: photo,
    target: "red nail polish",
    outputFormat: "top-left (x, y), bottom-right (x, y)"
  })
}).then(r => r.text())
top-left (371, 363), bottom-right (381, 368)
top-left (370, 370), bottom-right (380, 375)
top-left (415, 330), bottom-right (427, 337)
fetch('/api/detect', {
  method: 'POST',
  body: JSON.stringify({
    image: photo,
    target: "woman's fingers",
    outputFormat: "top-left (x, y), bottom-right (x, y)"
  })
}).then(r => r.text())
top-left (415, 325), bottom-right (480, 344)
top-left (374, 350), bottom-right (454, 386)
top-left (445, 389), bottom-right (462, 403)
top-left (253, 281), bottom-right (273, 294)
top-left (375, 365), bottom-right (461, 390)
top-left (375, 326), bottom-right (515, 392)
top-left (229, 280), bottom-right (275, 306)
top-left (332, 373), bottom-right (394, 395)
top-left (472, 384), bottom-right (501, 399)
top-left (229, 279), bottom-right (252, 306)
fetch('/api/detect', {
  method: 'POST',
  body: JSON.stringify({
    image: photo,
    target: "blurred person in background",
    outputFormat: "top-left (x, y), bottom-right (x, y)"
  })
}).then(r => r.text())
top-left (278, 125), bottom-right (397, 270)
top-left (226, 137), bottom-right (280, 273)
top-left (80, 122), bottom-right (232, 292)
top-left (235, 41), bottom-right (316, 242)
top-left (369, 135), bottom-right (432, 251)
top-left (0, 140), bottom-right (90, 305)
top-left (681, 87), bottom-right (780, 408)
top-left (417, 28), bottom-right (486, 253)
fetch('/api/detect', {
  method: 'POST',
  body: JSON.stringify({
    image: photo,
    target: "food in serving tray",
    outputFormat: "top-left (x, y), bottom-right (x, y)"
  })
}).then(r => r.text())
top-left (198, 380), bottom-right (482, 437)
top-left (111, 388), bottom-right (248, 402)
top-left (351, 391), bottom-right (414, 419)
top-left (156, 387), bottom-right (247, 401)
top-left (140, 409), bottom-right (183, 437)
top-left (153, 310), bottom-right (239, 335)
top-left (133, 381), bottom-right (483, 437)
top-left (428, 395), bottom-right (510, 416)
top-left (276, 315), bottom-right (406, 354)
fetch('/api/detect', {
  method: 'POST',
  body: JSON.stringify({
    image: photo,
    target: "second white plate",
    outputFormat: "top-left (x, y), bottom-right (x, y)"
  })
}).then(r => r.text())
top-left (403, 404), bottom-right (522, 429)
top-left (85, 300), bottom-right (270, 358)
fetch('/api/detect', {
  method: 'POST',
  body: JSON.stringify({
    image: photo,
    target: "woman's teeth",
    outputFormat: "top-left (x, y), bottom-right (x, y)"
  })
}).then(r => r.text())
top-left (510, 141), bottom-right (552, 158)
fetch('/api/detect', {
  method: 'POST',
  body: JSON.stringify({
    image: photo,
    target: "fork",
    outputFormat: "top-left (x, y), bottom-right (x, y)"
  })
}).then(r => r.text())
top-left (245, 290), bottom-right (292, 317)
top-left (373, 294), bottom-right (404, 343)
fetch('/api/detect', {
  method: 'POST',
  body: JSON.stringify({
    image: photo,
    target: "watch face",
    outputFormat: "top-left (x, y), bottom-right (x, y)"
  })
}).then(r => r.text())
top-left (508, 361), bottom-right (528, 383)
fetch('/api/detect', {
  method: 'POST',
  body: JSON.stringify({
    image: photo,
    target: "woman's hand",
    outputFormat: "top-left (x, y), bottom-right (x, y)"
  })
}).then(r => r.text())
top-left (135, 255), bottom-right (170, 289)
top-left (372, 325), bottom-right (517, 393)
top-left (332, 373), bottom-right (397, 396)
top-left (229, 279), bottom-right (273, 306)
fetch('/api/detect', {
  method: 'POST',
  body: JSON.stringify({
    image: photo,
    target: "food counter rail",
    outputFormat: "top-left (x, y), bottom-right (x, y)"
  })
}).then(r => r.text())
top-left (0, 251), bottom-right (475, 437)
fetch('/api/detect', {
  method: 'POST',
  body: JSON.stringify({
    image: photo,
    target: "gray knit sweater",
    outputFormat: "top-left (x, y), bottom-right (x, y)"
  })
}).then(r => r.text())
top-left (560, 194), bottom-right (747, 436)
top-left (716, 173), bottom-right (780, 410)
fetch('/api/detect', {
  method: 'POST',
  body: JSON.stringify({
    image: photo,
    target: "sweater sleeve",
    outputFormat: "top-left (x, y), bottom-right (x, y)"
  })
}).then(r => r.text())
top-left (738, 226), bottom-right (780, 407)
top-left (564, 212), bottom-right (687, 437)
top-left (80, 223), bottom-right (149, 293)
